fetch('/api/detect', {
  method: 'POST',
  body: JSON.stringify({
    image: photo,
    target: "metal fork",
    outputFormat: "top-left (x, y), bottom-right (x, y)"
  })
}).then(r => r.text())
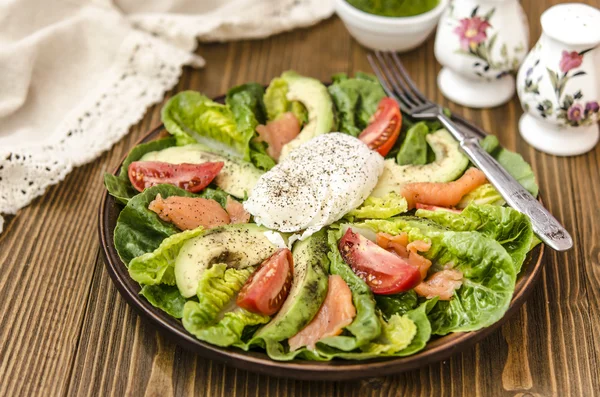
top-left (367, 51), bottom-right (573, 252)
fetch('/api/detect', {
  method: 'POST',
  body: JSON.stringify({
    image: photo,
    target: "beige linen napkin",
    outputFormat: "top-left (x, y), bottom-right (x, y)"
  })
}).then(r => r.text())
top-left (0, 0), bottom-right (333, 233)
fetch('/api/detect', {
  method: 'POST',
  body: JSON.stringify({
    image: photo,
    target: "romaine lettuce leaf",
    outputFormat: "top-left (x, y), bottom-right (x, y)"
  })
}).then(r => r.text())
top-left (375, 290), bottom-right (418, 320)
top-left (226, 83), bottom-right (267, 125)
top-left (181, 263), bottom-right (269, 348)
top-left (264, 78), bottom-right (308, 123)
top-left (192, 263), bottom-right (254, 323)
top-left (361, 217), bottom-right (517, 335)
top-left (103, 137), bottom-right (176, 204)
top-left (328, 72), bottom-right (385, 136)
top-left (457, 183), bottom-right (506, 208)
top-left (113, 184), bottom-right (228, 265)
top-left (481, 135), bottom-right (539, 197)
top-left (184, 305), bottom-right (270, 348)
top-left (226, 83), bottom-right (276, 170)
top-left (162, 91), bottom-right (253, 160)
top-left (361, 314), bottom-right (417, 355)
top-left (140, 284), bottom-right (187, 318)
top-left (323, 300), bottom-right (434, 359)
top-left (416, 203), bottom-right (534, 272)
top-left (348, 192), bottom-right (407, 219)
top-left (315, 229), bottom-right (381, 352)
top-left (129, 226), bottom-right (205, 285)
top-left (396, 122), bottom-right (430, 165)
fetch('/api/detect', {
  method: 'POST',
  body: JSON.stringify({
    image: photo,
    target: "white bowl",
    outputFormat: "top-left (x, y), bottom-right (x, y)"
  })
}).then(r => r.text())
top-left (335, 0), bottom-right (449, 52)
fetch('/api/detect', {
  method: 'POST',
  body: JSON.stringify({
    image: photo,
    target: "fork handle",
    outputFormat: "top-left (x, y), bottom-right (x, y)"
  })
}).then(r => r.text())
top-left (437, 114), bottom-right (573, 252)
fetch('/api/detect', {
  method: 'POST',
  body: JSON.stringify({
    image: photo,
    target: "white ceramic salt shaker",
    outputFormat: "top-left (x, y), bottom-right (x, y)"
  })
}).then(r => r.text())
top-left (516, 3), bottom-right (600, 156)
top-left (434, 0), bottom-right (529, 108)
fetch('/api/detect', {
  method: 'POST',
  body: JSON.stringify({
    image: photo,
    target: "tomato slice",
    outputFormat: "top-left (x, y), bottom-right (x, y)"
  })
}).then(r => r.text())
top-left (128, 161), bottom-right (223, 193)
top-left (236, 249), bottom-right (294, 316)
top-left (358, 97), bottom-right (402, 156)
top-left (338, 228), bottom-right (421, 295)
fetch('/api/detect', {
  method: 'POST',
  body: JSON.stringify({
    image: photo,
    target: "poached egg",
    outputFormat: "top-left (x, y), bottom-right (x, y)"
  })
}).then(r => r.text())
top-left (244, 133), bottom-right (384, 240)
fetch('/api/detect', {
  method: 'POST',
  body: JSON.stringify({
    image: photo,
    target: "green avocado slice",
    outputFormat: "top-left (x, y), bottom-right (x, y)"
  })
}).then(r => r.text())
top-left (371, 129), bottom-right (469, 198)
top-left (278, 71), bottom-right (335, 159)
top-left (250, 230), bottom-right (330, 357)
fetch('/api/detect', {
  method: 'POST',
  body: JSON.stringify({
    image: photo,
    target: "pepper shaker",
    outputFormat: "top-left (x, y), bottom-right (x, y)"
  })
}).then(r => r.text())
top-left (516, 3), bottom-right (600, 156)
top-left (434, 0), bottom-right (530, 108)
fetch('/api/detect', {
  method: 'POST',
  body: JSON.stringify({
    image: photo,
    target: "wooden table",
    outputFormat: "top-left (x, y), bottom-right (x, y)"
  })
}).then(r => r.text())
top-left (2, 1), bottom-right (599, 395)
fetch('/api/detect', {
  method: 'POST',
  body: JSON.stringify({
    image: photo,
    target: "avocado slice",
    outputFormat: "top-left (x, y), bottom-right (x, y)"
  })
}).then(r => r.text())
top-left (174, 224), bottom-right (278, 298)
top-left (371, 129), bottom-right (469, 198)
top-left (252, 230), bottom-right (329, 344)
top-left (278, 71), bottom-right (335, 160)
top-left (140, 144), bottom-right (263, 199)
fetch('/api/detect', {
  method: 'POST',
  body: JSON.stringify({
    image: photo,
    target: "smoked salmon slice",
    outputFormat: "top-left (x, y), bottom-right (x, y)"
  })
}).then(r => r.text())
top-left (256, 112), bottom-right (300, 161)
top-left (414, 269), bottom-right (463, 300)
top-left (149, 194), bottom-right (230, 230)
top-left (288, 275), bottom-right (356, 351)
top-left (225, 196), bottom-right (251, 224)
top-left (376, 232), bottom-right (432, 280)
top-left (401, 168), bottom-right (487, 209)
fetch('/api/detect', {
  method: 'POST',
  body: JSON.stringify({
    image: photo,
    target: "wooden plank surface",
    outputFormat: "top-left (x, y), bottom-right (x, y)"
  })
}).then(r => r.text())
top-left (1, 1), bottom-right (599, 395)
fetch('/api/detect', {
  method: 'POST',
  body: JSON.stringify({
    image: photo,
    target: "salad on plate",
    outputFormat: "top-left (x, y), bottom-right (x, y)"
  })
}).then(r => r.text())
top-left (104, 71), bottom-right (540, 361)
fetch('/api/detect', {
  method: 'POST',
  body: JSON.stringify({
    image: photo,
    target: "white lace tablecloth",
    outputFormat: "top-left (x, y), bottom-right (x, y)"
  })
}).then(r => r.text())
top-left (0, 0), bottom-right (334, 233)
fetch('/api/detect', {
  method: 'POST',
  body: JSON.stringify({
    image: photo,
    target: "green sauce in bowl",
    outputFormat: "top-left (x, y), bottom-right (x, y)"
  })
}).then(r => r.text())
top-left (346, 0), bottom-right (440, 17)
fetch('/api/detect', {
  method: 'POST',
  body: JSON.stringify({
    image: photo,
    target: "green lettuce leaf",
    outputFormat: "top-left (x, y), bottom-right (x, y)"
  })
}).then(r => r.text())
top-left (184, 305), bottom-right (270, 348)
top-left (396, 122), bottom-right (429, 165)
top-left (226, 83), bottom-right (267, 125)
top-left (481, 135), bottom-right (539, 196)
top-left (361, 217), bottom-right (517, 335)
top-left (375, 290), bottom-right (418, 320)
top-left (328, 72), bottom-right (385, 136)
top-left (103, 137), bottom-right (176, 204)
top-left (114, 184), bottom-right (227, 265)
top-left (193, 264), bottom-right (254, 323)
top-left (114, 185), bottom-right (192, 265)
top-left (325, 300), bottom-right (434, 359)
top-left (264, 78), bottom-right (308, 123)
top-left (140, 284), bottom-right (187, 318)
top-left (348, 192), bottom-right (407, 219)
top-left (226, 83), bottom-right (276, 170)
top-left (457, 183), bottom-right (506, 208)
top-left (362, 314), bottom-right (417, 355)
top-left (416, 203), bottom-right (534, 272)
top-left (162, 91), bottom-right (253, 160)
top-left (315, 229), bottom-right (381, 352)
top-left (128, 226), bottom-right (205, 285)
top-left (181, 263), bottom-right (269, 347)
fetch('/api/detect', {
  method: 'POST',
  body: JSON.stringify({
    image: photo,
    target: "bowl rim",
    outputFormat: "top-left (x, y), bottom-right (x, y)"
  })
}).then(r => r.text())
top-left (336, 0), bottom-right (449, 27)
top-left (98, 92), bottom-right (545, 381)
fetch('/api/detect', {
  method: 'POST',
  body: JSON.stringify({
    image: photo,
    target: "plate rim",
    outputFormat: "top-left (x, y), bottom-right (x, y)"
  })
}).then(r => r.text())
top-left (98, 121), bottom-right (545, 382)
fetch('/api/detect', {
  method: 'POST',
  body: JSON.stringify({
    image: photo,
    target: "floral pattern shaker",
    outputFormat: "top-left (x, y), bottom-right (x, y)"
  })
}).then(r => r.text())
top-left (517, 3), bottom-right (600, 156)
top-left (434, 0), bottom-right (529, 108)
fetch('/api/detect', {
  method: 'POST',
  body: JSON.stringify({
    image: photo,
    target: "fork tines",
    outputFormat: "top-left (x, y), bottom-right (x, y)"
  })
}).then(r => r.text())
top-left (367, 51), bottom-right (436, 115)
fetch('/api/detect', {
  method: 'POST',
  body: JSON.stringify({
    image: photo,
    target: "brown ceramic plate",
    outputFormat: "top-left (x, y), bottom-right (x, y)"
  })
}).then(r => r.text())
top-left (98, 94), bottom-right (544, 381)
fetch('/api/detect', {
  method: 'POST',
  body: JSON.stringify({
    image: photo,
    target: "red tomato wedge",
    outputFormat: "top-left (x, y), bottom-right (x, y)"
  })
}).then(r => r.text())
top-left (128, 161), bottom-right (224, 193)
top-left (236, 249), bottom-right (294, 316)
top-left (338, 229), bottom-right (421, 295)
top-left (358, 97), bottom-right (402, 156)
top-left (288, 275), bottom-right (356, 352)
top-left (148, 194), bottom-right (230, 230)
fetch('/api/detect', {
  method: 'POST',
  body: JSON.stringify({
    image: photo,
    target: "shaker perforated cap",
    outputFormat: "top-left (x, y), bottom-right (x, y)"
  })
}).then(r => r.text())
top-left (541, 3), bottom-right (600, 47)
